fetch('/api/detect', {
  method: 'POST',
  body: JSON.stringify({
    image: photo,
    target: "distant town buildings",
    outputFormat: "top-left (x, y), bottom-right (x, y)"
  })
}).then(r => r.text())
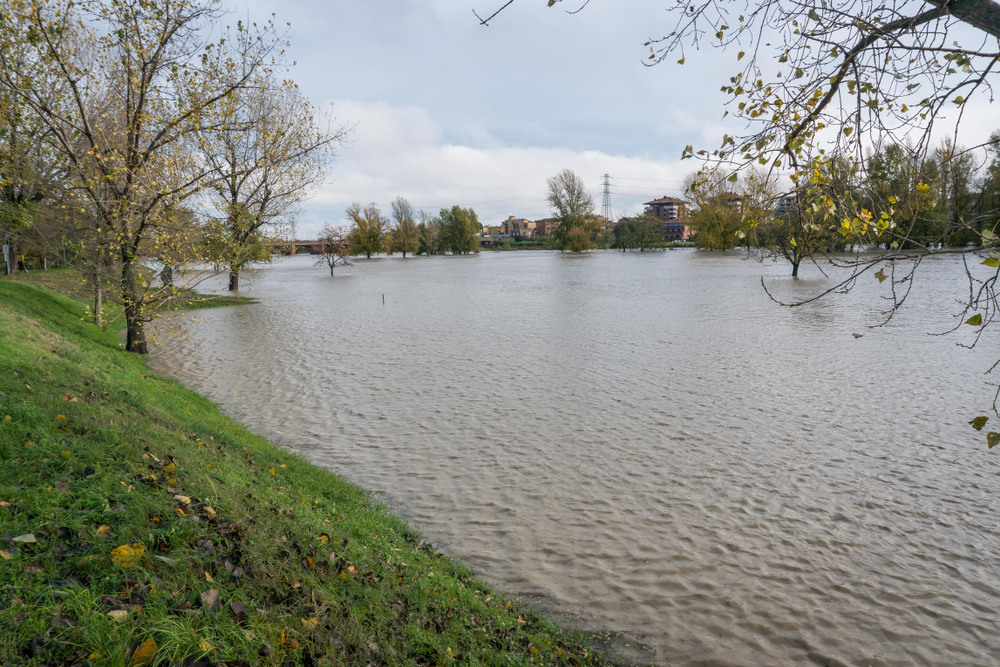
top-left (499, 216), bottom-right (537, 238)
top-left (643, 196), bottom-right (692, 242)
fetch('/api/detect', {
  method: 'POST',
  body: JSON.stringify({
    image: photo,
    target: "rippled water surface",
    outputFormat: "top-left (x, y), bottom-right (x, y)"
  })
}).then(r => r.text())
top-left (151, 251), bottom-right (1000, 666)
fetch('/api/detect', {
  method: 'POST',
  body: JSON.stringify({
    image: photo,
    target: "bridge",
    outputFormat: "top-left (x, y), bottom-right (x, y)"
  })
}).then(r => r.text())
top-left (270, 239), bottom-right (346, 256)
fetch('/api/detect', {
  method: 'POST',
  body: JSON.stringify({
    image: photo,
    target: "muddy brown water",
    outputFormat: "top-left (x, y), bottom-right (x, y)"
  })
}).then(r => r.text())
top-left (150, 250), bottom-right (1000, 666)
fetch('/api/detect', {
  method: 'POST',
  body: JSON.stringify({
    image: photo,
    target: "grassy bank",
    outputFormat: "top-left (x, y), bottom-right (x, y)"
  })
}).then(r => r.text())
top-left (0, 278), bottom-right (605, 667)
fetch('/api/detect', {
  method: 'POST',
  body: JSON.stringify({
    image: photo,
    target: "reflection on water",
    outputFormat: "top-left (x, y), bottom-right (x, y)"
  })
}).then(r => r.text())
top-left (151, 250), bottom-right (1000, 666)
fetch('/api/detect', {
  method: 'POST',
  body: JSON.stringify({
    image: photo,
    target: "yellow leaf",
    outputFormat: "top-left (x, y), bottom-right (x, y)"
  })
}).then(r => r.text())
top-left (875, 268), bottom-right (887, 283)
top-left (306, 555), bottom-right (315, 570)
top-left (0, 550), bottom-right (13, 560)
top-left (966, 313), bottom-right (983, 326)
top-left (97, 525), bottom-right (112, 534)
top-left (205, 572), bottom-right (214, 583)
top-left (108, 610), bottom-right (128, 622)
top-left (198, 639), bottom-right (213, 652)
top-left (268, 468), bottom-right (275, 476)
top-left (56, 415), bottom-right (67, 421)
top-left (128, 637), bottom-right (157, 667)
top-left (111, 543), bottom-right (145, 570)
top-left (319, 534), bottom-right (329, 544)
top-left (969, 416), bottom-right (989, 431)
top-left (204, 506), bottom-right (216, 516)
top-left (301, 617), bottom-right (319, 629)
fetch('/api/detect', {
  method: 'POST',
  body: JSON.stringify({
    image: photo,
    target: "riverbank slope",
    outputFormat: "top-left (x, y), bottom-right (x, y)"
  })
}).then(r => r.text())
top-left (0, 278), bottom-right (604, 667)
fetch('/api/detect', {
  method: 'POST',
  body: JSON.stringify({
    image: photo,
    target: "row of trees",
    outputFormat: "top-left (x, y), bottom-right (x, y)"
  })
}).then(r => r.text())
top-left (314, 198), bottom-right (483, 268)
top-left (0, 0), bottom-right (345, 352)
top-left (685, 135), bottom-right (1000, 276)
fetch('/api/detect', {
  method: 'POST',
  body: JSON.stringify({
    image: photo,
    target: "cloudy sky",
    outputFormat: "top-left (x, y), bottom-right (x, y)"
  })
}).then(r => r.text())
top-left (238, 0), bottom-right (999, 237)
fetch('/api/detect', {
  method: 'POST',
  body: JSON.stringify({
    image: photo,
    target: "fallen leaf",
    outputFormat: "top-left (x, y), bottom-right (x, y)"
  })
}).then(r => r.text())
top-left (56, 415), bottom-right (67, 421)
top-left (306, 555), bottom-right (315, 570)
top-left (301, 617), bottom-right (319, 629)
top-left (108, 610), bottom-right (128, 622)
top-left (203, 506), bottom-right (216, 516)
top-left (128, 637), bottom-right (157, 667)
top-left (0, 550), bottom-right (13, 560)
top-left (0, 501), bottom-right (13, 507)
top-left (198, 639), bottom-right (213, 652)
top-left (51, 614), bottom-right (77, 627)
top-left (204, 571), bottom-right (214, 583)
top-left (231, 601), bottom-right (248, 624)
top-left (97, 525), bottom-right (112, 535)
top-left (110, 543), bottom-right (145, 570)
top-left (200, 588), bottom-right (220, 613)
top-left (12, 534), bottom-right (36, 544)
top-left (174, 495), bottom-right (191, 504)
top-left (319, 534), bottom-right (329, 544)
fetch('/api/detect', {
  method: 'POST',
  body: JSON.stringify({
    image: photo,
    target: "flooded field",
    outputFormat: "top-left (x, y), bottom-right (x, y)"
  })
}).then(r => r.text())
top-left (151, 250), bottom-right (1000, 666)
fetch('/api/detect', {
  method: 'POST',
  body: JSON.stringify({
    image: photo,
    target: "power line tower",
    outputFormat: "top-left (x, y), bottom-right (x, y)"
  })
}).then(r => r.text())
top-left (600, 174), bottom-right (613, 224)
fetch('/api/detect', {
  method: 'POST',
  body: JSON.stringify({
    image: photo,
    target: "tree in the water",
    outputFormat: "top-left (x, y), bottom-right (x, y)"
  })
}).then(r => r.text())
top-left (315, 224), bottom-right (353, 275)
top-left (200, 70), bottom-right (346, 292)
top-left (388, 197), bottom-right (421, 258)
top-left (438, 206), bottom-right (481, 254)
top-left (347, 202), bottom-right (389, 259)
top-left (547, 169), bottom-right (596, 252)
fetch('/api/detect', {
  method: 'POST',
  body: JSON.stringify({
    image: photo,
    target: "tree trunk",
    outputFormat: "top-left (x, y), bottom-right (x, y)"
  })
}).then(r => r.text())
top-left (122, 259), bottom-right (148, 354)
top-left (229, 269), bottom-right (239, 292)
top-left (8, 242), bottom-right (17, 275)
top-left (160, 265), bottom-right (174, 288)
top-left (330, 263), bottom-right (334, 276)
top-left (93, 273), bottom-right (103, 326)
top-left (791, 260), bottom-right (800, 277)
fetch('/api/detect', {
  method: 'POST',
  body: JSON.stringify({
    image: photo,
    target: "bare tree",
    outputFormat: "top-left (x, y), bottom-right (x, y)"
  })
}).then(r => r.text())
top-left (315, 223), bottom-right (353, 275)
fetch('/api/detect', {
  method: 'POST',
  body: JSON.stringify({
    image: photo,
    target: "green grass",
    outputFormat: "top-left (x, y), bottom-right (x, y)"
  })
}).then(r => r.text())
top-left (1, 266), bottom-right (256, 318)
top-left (0, 280), bottom-right (607, 667)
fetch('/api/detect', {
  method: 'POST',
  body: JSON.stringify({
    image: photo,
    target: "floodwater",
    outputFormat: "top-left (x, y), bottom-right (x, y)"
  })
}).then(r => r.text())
top-left (150, 250), bottom-right (1000, 666)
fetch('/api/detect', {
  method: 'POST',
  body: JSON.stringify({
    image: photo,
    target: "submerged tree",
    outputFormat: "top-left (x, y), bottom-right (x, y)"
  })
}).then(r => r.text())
top-left (347, 202), bottom-right (389, 258)
top-left (315, 223), bottom-right (352, 275)
top-left (417, 211), bottom-right (442, 255)
top-left (200, 70), bottom-right (346, 291)
top-left (547, 169), bottom-right (596, 252)
top-left (438, 205), bottom-right (481, 254)
top-left (388, 196), bottom-right (420, 257)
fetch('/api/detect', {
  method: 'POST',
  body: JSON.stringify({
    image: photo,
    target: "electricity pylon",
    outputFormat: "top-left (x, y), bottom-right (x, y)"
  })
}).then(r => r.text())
top-left (601, 174), bottom-right (613, 224)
